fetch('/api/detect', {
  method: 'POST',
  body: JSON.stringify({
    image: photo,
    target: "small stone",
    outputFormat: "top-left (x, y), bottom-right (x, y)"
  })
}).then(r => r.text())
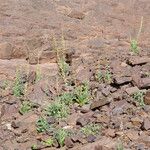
top-left (142, 118), bottom-right (150, 130)
top-left (90, 99), bottom-right (110, 110)
top-left (126, 130), bottom-right (139, 140)
top-left (65, 137), bottom-right (74, 148)
top-left (76, 117), bottom-right (89, 126)
top-left (101, 87), bottom-right (110, 97)
top-left (114, 76), bottom-right (132, 85)
top-left (144, 91), bottom-right (150, 105)
top-left (130, 117), bottom-right (143, 127)
top-left (105, 128), bottom-right (116, 138)
top-left (86, 135), bottom-right (96, 143)
top-left (68, 10), bottom-right (85, 19)
top-left (46, 116), bottom-right (56, 124)
top-left (121, 62), bottom-right (128, 67)
top-left (11, 121), bottom-right (21, 129)
top-left (125, 86), bottom-right (139, 95)
top-left (96, 114), bottom-right (110, 124)
top-left (80, 104), bottom-right (91, 113)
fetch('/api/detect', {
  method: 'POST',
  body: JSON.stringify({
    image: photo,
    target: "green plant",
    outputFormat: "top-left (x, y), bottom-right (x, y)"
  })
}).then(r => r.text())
top-left (52, 35), bottom-right (69, 83)
top-left (74, 82), bottom-right (90, 106)
top-left (95, 69), bottom-right (103, 82)
top-left (58, 57), bottom-right (69, 82)
top-left (104, 65), bottom-right (112, 84)
top-left (130, 16), bottom-right (143, 54)
top-left (35, 65), bottom-right (42, 83)
top-left (1, 80), bottom-right (9, 90)
top-left (133, 91), bottom-right (145, 107)
top-left (116, 141), bottom-right (124, 150)
top-left (36, 117), bottom-right (50, 133)
top-left (45, 101), bottom-right (69, 119)
top-left (81, 123), bottom-right (100, 136)
top-left (55, 128), bottom-right (68, 147)
top-left (58, 92), bottom-right (74, 105)
top-left (13, 69), bottom-right (25, 97)
top-left (42, 138), bottom-right (53, 147)
top-left (19, 101), bottom-right (32, 115)
top-left (130, 39), bottom-right (139, 54)
top-left (31, 144), bottom-right (38, 150)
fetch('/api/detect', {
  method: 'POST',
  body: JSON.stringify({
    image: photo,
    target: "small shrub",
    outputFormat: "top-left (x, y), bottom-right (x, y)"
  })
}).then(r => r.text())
top-left (116, 141), bottom-right (124, 150)
top-left (42, 138), bottom-right (53, 147)
top-left (130, 39), bottom-right (139, 54)
top-left (55, 128), bottom-right (68, 147)
top-left (35, 65), bottom-right (42, 83)
top-left (31, 144), bottom-right (38, 150)
top-left (13, 70), bottom-right (25, 97)
top-left (95, 69), bottom-right (103, 82)
top-left (74, 82), bottom-right (90, 106)
top-left (58, 57), bottom-right (69, 81)
top-left (36, 117), bottom-right (50, 133)
top-left (58, 92), bottom-right (74, 105)
top-left (104, 65), bottom-right (112, 84)
top-left (133, 91), bottom-right (145, 107)
top-left (19, 101), bottom-right (32, 115)
top-left (45, 101), bottom-right (69, 119)
top-left (81, 123), bottom-right (101, 136)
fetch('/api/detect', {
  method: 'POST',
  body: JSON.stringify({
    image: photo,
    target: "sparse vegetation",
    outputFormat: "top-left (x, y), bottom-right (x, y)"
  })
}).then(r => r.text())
top-left (45, 101), bottom-right (69, 119)
top-left (95, 67), bottom-right (103, 82)
top-left (19, 101), bottom-right (32, 115)
top-left (31, 144), bottom-right (38, 150)
top-left (130, 39), bottom-right (139, 54)
top-left (58, 92), bottom-right (74, 105)
top-left (42, 138), bottom-right (53, 147)
top-left (104, 65), bottom-right (112, 84)
top-left (35, 65), bottom-right (42, 83)
top-left (54, 128), bottom-right (68, 147)
top-left (130, 16), bottom-right (143, 54)
top-left (81, 123), bottom-right (101, 136)
top-left (36, 117), bottom-right (50, 133)
top-left (13, 69), bottom-right (25, 97)
top-left (52, 35), bottom-right (69, 83)
top-left (133, 91), bottom-right (145, 107)
top-left (74, 82), bottom-right (90, 106)
top-left (116, 141), bottom-right (124, 150)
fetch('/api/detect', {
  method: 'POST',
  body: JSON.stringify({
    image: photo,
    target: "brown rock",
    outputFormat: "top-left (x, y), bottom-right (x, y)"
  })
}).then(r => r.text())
top-left (127, 56), bottom-right (150, 65)
top-left (142, 118), bottom-right (150, 130)
top-left (105, 128), bottom-right (116, 138)
top-left (90, 99), bottom-right (111, 110)
top-left (140, 78), bottom-right (150, 89)
top-left (65, 137), bottom-right (74, 148)
top-left (130, 117), bottom-right (143, 127)
top-left (125, 86), bottom-right (139, 95)
top-left (95, 114), bottom-right (110, 124)
top-left (114, 76), bottom-right (132, 85)
top-left (76, 117), bottom-right (90, 126)
top-left (144, 91), bottom-right (150, 105)
top-left (126, 130), bottom-right (139, 141)
top-left (86, 135), bottom-right (96, 143)
top-left (68, 10), bottom-right (85, 19)
top-left (0, 42), bottom-right (13, 59)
